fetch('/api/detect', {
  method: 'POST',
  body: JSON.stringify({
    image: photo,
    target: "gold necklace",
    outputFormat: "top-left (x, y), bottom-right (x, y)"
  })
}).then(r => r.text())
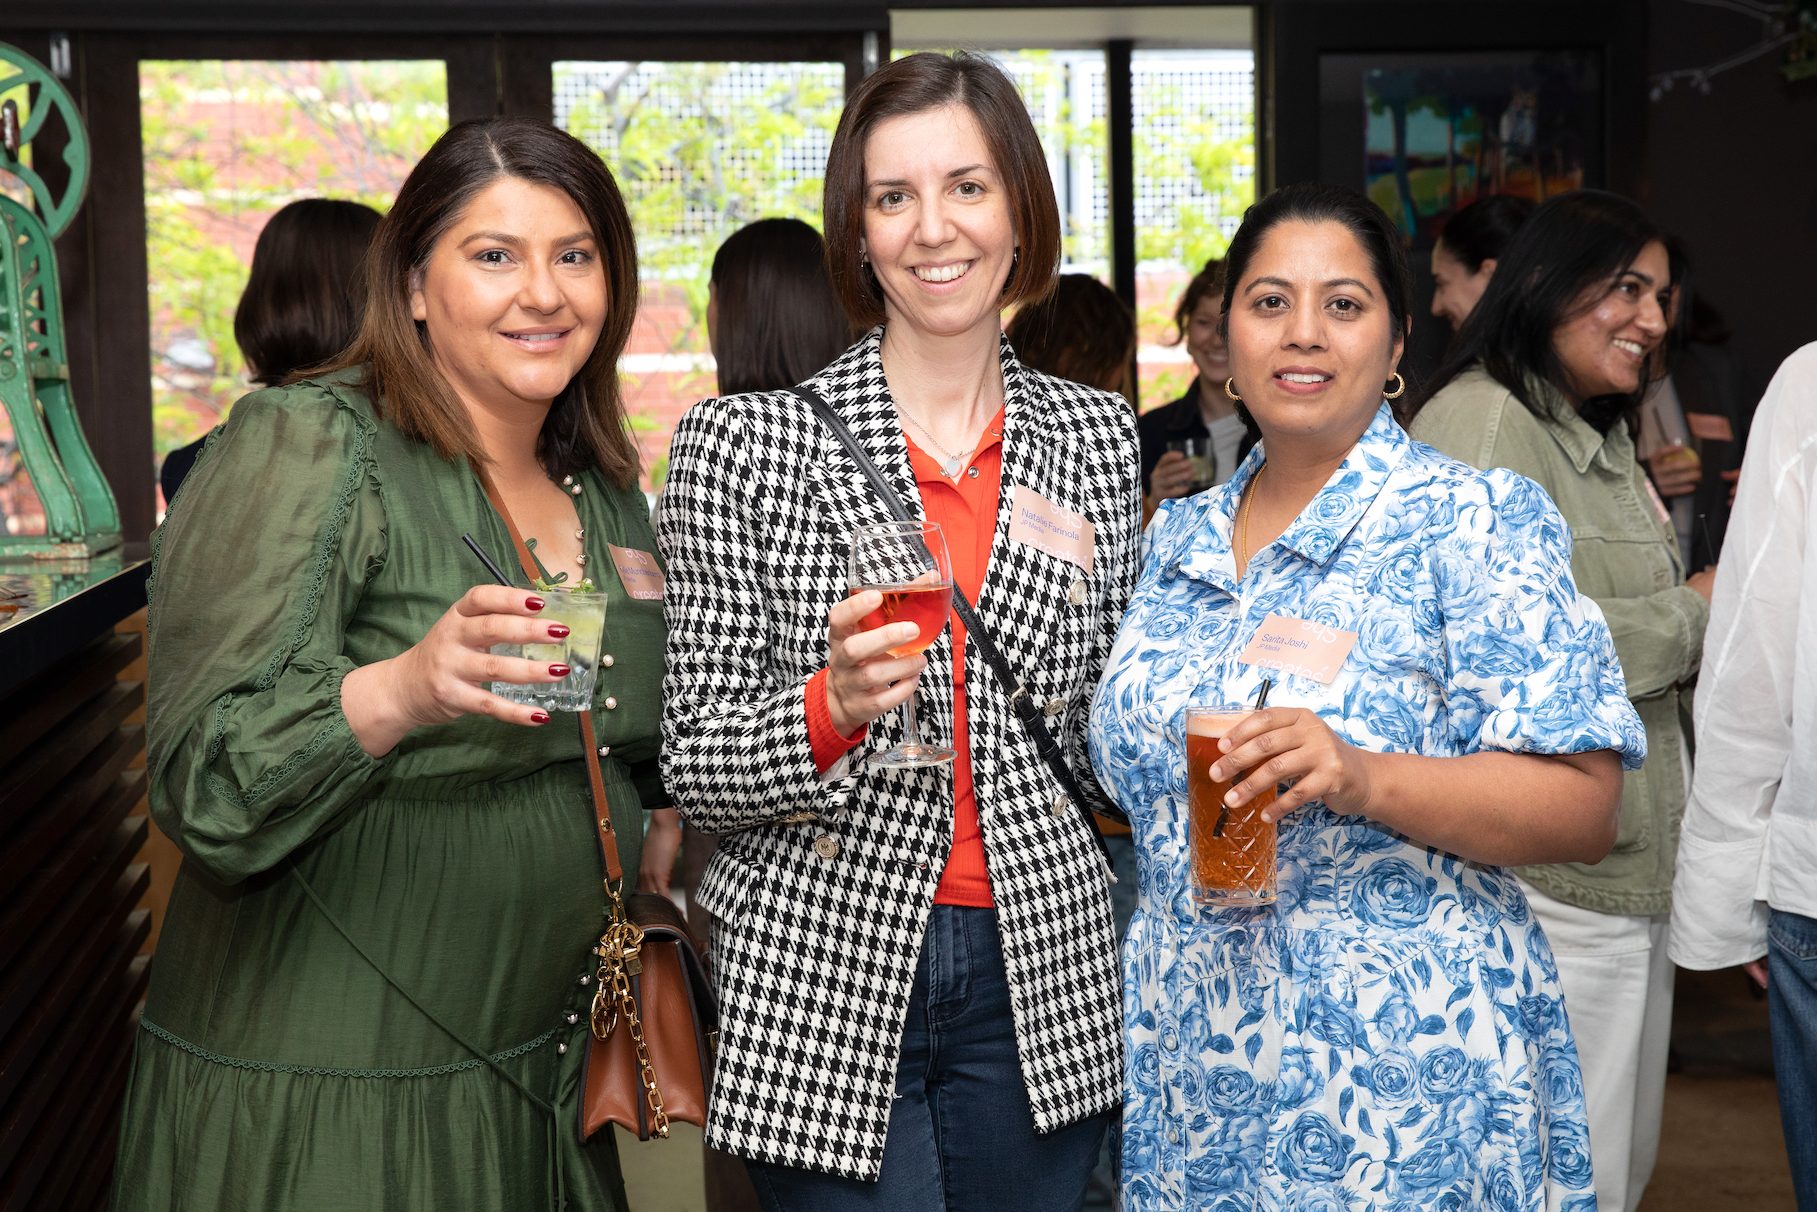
top-left (1236, 462), bottom-right (1266, 570)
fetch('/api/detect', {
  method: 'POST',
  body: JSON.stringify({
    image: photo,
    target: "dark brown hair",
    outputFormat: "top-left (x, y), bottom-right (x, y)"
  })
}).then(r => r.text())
top-left (710, 218), bottom-right (854, 394)
top-left (235, 198), bottom-right (381, 386)
top-left (1005, 274), bottom-right (1134, 393)
top-left (323, 117), bottom-right (642, 488)
top-left (822, 51), bottom-right (1061, 329)
top-left (1169, 258), bottom-right (1226, 347)
top-left (1409, 190), bottom-right (1668, 426)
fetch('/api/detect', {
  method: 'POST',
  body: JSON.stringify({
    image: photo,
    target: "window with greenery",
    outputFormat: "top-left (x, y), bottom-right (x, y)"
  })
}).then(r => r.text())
top-left (140, 59), bottom-right (447, 512)
top-left (554, 60), bottom-right (846, 488)
top-left (1132, 48), bottom-right (1256, 409)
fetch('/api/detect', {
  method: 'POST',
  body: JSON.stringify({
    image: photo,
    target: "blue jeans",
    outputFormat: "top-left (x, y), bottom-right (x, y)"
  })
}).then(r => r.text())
top-left (746, 905), bottom-right (1109, 1212)
top-left (1770, 909), bottom-right (1817, 1211)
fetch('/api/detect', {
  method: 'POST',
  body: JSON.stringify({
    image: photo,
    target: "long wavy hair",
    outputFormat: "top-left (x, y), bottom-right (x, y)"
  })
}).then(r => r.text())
top-left (321, 117), bottom-right (642, 488)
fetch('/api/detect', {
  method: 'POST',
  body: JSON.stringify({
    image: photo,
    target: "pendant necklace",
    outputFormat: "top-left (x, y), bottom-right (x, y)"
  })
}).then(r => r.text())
top-left (899, 409), bottom-right (979, 479)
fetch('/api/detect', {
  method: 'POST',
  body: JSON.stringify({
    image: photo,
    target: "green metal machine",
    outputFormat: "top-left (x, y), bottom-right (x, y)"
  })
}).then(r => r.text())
top-left (0, 41), bottom-right (118, 560)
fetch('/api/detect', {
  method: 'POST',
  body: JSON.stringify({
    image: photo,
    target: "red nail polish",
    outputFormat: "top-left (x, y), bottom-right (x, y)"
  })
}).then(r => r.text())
top-left (531, 711), bottom-right (551, 724)
top-left (547, 624), bottom-right (571, 639)
top-left (549, 663), bottom-right (571, 677)
top-left (526, 596), bottom-right (546, 612)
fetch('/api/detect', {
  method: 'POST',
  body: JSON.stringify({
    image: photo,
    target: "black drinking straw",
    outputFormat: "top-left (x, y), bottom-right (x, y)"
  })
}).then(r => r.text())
top-left (1212, 678), bottom-right (1275, 838)
top-left (462, 533), bottom-right (515, 587)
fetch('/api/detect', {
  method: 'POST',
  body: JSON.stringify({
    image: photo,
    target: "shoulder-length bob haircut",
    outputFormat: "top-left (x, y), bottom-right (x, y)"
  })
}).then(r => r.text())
top-left (235, 198), bottom-right (381, 387)
top-left (1409, 189), bottom-right (1668, 427)
top-left (822, 51), bottom-right (1062, 329)
top-left (324, 117), bottom-right (642, 489)
top-left (710, 217), bottom-right (854, 395)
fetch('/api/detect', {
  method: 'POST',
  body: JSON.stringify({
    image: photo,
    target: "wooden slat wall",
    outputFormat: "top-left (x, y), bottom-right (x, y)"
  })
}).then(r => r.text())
top-left (0, 624), bottom-right (151, 1210)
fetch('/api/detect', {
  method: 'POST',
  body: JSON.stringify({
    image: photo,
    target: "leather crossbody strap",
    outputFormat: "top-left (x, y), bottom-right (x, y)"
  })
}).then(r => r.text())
top-left (475, 468), bottom-right (624, 885)
top-left (791, 385), bottom-right (1123, 861)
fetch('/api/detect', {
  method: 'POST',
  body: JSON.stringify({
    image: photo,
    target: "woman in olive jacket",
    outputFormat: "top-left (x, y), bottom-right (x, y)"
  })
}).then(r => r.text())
top-left (1406, 190), bottom-right (1713, 1212)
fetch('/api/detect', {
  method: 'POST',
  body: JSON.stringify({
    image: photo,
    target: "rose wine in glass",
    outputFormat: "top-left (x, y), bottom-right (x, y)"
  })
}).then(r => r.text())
top-left (849, 520), bottom-right (956, 767)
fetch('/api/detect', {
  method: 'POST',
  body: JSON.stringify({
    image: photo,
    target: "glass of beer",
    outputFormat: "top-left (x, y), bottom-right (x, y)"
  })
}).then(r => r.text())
top-left (849, 520), bottom-right (955, 767)
top-left (1186, 706), bottom-right (1279, 907)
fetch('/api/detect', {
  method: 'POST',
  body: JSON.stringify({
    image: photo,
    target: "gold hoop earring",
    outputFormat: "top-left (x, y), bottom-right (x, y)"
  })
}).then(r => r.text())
top-left (1223, 377), bottom-right (1242, 403)
top-left (1383, 372), bottom-right (1406, 400)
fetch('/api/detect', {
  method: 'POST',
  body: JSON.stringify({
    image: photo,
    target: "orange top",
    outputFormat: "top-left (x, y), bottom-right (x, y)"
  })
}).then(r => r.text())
top-left (805, 408), bottom-right (1006, 908)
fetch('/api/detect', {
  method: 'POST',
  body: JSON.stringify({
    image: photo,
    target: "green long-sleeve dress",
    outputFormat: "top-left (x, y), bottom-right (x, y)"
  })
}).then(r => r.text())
top-left (113, 372), bottom-right (664, 1211)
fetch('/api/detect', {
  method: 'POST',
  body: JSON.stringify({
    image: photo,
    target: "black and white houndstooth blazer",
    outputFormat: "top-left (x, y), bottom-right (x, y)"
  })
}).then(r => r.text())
top-left (656, 327), bottom-right (1142, 1181)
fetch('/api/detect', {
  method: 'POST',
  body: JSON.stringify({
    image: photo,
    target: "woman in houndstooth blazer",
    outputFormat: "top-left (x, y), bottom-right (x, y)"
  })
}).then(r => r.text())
top-left (657, 52), bottom-right (1142, 1210)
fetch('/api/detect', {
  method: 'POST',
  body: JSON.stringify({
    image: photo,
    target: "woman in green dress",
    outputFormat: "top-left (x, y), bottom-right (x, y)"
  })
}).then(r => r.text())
top-left (114, 117), bottom-right (662, 1211)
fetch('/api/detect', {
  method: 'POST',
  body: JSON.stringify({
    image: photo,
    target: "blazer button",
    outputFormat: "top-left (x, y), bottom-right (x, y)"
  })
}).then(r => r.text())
top-left (601, 653), bottom-right (615, 668)
top-left (603, 696), bottom-right (618, 710)
top-left (1051, 794), bottom-right (1069, 818)
top-left (1044, 696), bottom-right (1066, 718)
top-left (813, 834), bottom-right (840, 860)
top-left (597, 745), bottom-right (611, 757)
top-left (1067, 577), bottom-right (1088, 606)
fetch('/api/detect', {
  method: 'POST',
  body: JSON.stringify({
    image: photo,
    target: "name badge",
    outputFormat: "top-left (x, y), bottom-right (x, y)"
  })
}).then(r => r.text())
top-left (1685, 412), bottom-right (1734, 443)
top-left (1237, 613), bottom-right (1358, 684)
top-left (607, 544), bottom-right (665, 601)
top-left (1007, 486), bottom-right (1094, 574)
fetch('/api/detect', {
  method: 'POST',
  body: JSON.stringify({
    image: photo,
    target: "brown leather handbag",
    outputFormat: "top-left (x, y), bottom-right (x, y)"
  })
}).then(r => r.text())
top-left (577, 724), bottom-right (719, 1142)
top-left (478, 471), bottom-right (717, 1143)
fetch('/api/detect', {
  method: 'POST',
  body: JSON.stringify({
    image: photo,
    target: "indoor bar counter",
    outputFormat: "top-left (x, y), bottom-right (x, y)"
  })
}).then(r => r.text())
top-left (0, 556), bottom-right (152, 1209)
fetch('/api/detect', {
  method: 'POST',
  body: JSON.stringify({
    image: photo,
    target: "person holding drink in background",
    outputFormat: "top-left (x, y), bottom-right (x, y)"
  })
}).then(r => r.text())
top-left (1088, 183), bottom-right (1646, 1209)
top-left (658, 51), bottom-right (1141, 1209)
top-left (1138, 259), bottom-right (1259, 517)
top-left (114, 118), bottom-right (664, 1210)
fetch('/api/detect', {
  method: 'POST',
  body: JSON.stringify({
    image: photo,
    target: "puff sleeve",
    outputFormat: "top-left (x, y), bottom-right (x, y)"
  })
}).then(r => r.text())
top-left (1436, 470), bottom-right (1648, 769)
top-left (146, 386), bottom-right (388, 884)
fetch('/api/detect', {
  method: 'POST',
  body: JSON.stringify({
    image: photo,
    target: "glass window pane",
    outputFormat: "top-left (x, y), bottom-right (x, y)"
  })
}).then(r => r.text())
top-left (140, 59), bottom-right (448, 516)
top-left (1132, 49), bottom-right (1256, 418)
top-left (554, 60), bottom-right (846, 489)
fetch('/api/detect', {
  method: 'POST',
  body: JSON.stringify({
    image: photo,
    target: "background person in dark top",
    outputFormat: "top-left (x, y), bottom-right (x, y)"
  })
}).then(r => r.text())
top-left (1005, 272), bottom-right (1136, 403)
top-left (1136, 258), bottom-right (1257, 516)
top-left (158, 198), bottom-right (381, 506)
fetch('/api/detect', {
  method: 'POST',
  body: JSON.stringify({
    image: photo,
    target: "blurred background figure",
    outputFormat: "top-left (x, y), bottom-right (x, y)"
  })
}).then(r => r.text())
top-left (1670, 342), bottom-right (1817, 1212)
top-left (1409, 189), bottom-right (1710, 1212)
top-left (640, 215), bottom-right (852, 919)
top-left (158, 198), bottom-right (382, 505)
top-left (1636, 236), bottom-right (1751, 569)
top-left (704, 217), bottom-right (854, 397)
top-left (1005, 272), bottom-right (1136, 402)
top-left (1004, 268), bottom-right (1138, 1212)
top-left (1427, 193), bottom-right (1533, 334)
top-left (640, 215), bottom-right (851, 1212)
top-left (640, 215), bottom-right (852, 922)
top-left (1137, 259), bottom-right (1257, 515)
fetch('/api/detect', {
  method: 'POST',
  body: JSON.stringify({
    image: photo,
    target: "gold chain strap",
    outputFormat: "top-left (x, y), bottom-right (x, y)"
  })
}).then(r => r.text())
top-left (588, 879), bottom-right (671, 1138)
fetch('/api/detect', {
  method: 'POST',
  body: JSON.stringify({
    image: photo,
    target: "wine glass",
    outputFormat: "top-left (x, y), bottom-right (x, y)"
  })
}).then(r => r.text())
top-left (848, 520), bottom-right (955, 768)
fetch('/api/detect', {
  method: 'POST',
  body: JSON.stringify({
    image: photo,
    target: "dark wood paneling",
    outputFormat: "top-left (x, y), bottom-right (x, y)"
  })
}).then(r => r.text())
top-left (60, 35), bottom-right (157, 542)
top-left (8, 0), bottom-right (896, 35)
top-left (0, 588), bottom-right (152, 1207)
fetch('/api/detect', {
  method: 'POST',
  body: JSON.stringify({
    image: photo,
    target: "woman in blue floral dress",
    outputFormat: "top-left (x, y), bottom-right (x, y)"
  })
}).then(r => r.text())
top-left (1089, 183), bottom-right (1647, 1211)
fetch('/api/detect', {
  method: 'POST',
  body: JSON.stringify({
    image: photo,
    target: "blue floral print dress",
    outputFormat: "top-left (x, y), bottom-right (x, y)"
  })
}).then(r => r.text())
top-left (1088, 405), bottom-right (1646, 1211)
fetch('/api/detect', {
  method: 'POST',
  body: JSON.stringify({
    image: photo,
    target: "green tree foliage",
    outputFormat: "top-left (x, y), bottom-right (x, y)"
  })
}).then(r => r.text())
top-left (557, 59), bottom-right (845, 484)
top-left (140, 60), bottom-right (447, 463)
